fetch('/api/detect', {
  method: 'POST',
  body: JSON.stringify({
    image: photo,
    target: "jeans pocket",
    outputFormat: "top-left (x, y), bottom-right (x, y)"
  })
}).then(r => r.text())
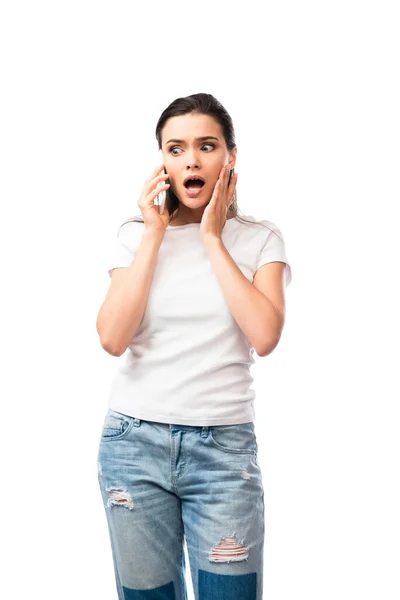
top-left (100, 409), bottom-right (135, 442)
top-left (208, 422), bottom-right (258, 455)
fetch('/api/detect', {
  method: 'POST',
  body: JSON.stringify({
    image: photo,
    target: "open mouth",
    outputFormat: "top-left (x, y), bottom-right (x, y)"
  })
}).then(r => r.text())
top-left (184, 178), bottom-right (205, 189)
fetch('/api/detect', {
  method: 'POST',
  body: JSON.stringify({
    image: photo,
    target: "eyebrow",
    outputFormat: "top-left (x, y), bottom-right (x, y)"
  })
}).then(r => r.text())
top-left (165, 136), bottom-right (219, 145)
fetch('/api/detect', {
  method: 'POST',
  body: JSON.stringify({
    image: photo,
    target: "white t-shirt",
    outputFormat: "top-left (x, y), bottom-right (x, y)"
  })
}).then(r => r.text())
top-left (105, 214), bottom-right (292, 426)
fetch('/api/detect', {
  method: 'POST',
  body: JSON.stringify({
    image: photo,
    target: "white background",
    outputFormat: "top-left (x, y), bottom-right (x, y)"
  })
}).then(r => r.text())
top-left (1, 1), bottom-right (399, 598)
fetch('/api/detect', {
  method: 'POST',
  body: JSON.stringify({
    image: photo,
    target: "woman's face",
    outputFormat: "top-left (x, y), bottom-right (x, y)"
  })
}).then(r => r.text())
top-left (160, 113), bottom-right (236, 209)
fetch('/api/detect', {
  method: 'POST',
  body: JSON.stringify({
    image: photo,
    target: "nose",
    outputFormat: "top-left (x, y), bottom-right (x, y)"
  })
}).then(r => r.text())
top-left (185, 152), bottom-right (200, 169)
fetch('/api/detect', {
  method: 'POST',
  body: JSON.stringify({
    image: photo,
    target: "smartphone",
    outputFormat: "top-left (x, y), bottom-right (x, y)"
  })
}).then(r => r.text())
top-left (228, 167), bottom-right (234, 187)
top-left (155, 150), bottom-right (167, 214)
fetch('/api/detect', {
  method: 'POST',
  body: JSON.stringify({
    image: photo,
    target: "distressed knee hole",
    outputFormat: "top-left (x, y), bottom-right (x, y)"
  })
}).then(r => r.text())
top-left (105, 487), bottom-right (134, 510)
top-left (209, 535), bottom-right (249, 563)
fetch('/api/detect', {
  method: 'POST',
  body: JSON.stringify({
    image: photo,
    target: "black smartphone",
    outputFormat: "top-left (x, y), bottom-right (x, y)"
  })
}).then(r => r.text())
top-left (228, 167), bottom-right (234, 187)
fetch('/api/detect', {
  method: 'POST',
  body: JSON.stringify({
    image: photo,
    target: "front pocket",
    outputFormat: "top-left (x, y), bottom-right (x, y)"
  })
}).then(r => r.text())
top-left (208, 423), bottom-right (258, 454)
top-left (100, 409), bottom-right (134, 441)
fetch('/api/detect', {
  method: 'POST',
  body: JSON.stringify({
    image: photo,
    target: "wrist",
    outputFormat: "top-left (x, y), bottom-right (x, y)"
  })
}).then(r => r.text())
top-left (203, 235), bottom-right (224, 250)
top-left (143, 227), bottom-right (165, 242)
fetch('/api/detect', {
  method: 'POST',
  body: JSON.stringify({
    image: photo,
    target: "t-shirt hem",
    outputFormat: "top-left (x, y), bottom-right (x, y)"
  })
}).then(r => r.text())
top-left (107, 403), bottom-right (255, 426)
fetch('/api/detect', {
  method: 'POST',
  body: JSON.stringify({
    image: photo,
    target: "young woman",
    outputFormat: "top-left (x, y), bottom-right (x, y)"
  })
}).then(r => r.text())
top-left (96, 92), bottom-right (292, 600)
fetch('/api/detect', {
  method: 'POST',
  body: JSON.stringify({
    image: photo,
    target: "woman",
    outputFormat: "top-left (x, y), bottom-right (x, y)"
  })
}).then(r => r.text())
top-left (96, 92), bottom-right (292, 600)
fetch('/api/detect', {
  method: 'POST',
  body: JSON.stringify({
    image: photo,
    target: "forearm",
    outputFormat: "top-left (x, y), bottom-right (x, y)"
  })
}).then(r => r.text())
top-left (97, 229), bottom-right (164, 356)
top-left (204, 237), bottom-right (282, 356)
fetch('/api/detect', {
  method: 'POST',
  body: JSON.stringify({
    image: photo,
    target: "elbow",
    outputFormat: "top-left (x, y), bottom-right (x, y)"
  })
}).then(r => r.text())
top-left (99, 334), bottom-right (125, 357)
top-left (256, 335), bottom-right (280, 358)
top-left (102, 343), bottom-right (124, 357)
top-left (101, 342), bottom-right (125, 357)
top-left (257, 315), bottom-right (285, 357)
top-left (97, 318), bottom-right (125, 357)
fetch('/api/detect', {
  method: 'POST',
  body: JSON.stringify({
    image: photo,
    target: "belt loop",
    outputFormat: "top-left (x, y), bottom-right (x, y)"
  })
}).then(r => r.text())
top-left (201, 426), bottom-right (209, 437)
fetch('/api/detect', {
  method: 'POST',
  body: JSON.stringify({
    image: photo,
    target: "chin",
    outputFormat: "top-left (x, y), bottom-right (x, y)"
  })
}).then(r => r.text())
top-left (179, 188), bottom-right (212, 204)
top-left (183, 200), bottom-right (210, 209)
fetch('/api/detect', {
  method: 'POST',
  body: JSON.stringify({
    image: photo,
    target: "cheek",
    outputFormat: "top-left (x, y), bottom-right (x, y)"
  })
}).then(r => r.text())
top-left (164, 162), bottom-right (177, 180)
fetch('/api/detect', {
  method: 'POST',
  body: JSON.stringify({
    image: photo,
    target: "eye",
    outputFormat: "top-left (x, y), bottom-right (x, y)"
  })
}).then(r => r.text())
top-left (169, 143), bottom-right (215, 155)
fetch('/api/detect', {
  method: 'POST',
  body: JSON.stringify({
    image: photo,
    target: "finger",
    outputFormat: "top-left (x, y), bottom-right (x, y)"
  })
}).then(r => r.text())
top-left (146, 163), bottom-right (165, 183)
top-left (154, 171), bottom-right (170, 183)
top-left (226, 172), bottom-right (237, 203)
top-left (149, 172), bottom-right (170, 190)
top-left (228, 171), bottom-right (237, 191)
top-left (208, 178), bottom-right (221, 208)
top-left (218, 165), bottom-right (228, 189)
top-left (223, 167), bottom-right (229, 190)
top-left (147, 173), bottom-right (170, 195)
top-left (148, 182), bottom-right (170, 201)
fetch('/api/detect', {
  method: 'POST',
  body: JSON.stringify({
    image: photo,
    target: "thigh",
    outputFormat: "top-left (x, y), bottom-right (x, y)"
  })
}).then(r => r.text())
top-left (97, 409), bottom-right (188, 599)
top-left (181, 423), bottom-right (265, 600)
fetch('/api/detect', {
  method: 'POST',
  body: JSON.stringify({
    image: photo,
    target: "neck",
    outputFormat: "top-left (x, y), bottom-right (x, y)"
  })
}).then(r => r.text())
top-left (169, 207), bottom-right (234, 226)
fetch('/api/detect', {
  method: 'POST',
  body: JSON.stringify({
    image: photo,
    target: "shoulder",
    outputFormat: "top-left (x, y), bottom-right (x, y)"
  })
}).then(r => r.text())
top-left (117, 217), bottom-right (145, 240)
top-left (234, 214), bottom-right (280, 237)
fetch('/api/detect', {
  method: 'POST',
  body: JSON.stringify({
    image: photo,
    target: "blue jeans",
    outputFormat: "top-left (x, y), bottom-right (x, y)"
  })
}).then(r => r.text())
top-left (97, 409), bottom-right (265, 599)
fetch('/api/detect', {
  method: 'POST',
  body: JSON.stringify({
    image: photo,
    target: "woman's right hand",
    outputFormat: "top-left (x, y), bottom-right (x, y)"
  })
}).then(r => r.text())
top-left (138, 164), bottom-right (171, 233)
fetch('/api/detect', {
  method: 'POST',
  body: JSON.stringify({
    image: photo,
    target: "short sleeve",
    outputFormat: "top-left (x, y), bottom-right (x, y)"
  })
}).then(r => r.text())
top-left (255, 221), bottom-right (292, 287)
top-left (107, 220), bottom-right (145, 279)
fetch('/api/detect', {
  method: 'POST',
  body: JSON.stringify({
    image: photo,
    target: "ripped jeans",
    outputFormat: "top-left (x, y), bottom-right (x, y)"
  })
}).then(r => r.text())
top-left (97, 409), bottom-right (265, 599)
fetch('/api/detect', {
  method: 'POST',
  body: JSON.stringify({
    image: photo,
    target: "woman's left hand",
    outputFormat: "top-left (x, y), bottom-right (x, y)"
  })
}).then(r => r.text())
top-left (200, 164), bottom-right (238, 243)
